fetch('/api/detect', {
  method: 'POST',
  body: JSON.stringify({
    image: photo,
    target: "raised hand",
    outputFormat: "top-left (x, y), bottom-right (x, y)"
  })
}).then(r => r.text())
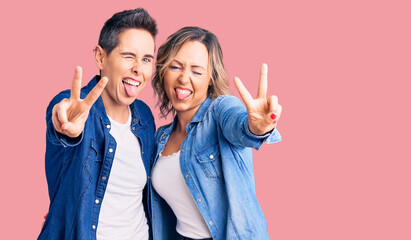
top-left (52, 66), bottom-right (108, 138)
top-left (233, 63), bottom-right (282, 136)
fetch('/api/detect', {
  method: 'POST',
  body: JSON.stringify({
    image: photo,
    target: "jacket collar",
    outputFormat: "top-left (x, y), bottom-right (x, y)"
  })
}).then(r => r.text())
top-left (165, 96), bottom-right (212, 135)
top-left (190, 96), bottom-right (212, 123)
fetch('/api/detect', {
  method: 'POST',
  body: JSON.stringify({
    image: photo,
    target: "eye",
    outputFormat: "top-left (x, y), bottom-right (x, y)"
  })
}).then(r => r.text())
top-left (169, 65), bottom-right (180, 70)
top-left (142, 58), bottom-right (151, 63)
top-left (193, 71), bottom-right (202, 75)
top-left (124, 56), bottom-right (134, 60)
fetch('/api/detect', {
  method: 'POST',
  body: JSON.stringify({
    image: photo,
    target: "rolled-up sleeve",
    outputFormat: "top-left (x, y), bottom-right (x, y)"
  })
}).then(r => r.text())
top-left (215, 95), bottom-right (282, 149)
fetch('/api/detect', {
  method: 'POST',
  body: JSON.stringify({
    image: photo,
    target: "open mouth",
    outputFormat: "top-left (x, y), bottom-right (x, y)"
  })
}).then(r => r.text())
top-left (175, 87), bottom-right (193, 100)
top-left (122, 78), bottom-right (142, 97)
top-left (123, 78), bottom-right (141, 87)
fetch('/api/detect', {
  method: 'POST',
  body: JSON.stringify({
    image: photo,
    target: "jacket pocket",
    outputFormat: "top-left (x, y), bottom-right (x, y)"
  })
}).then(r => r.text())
top-left (194, 143), bottom-right (224, 181)
top-left (83, 138), bottom-right (102, 178)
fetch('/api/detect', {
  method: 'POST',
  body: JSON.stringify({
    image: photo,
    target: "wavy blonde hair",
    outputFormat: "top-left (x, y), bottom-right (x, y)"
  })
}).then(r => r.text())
top-left (152, 26), bottom-right (232, 118)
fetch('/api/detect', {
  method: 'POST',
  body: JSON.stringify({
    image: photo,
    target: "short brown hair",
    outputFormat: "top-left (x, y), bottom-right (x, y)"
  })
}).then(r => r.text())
top-left (98, 8), bottom-right (158, 56)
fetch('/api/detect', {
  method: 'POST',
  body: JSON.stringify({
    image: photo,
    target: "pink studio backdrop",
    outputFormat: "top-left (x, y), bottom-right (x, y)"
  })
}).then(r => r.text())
top-left (1, 0), bottom-right (410, 239)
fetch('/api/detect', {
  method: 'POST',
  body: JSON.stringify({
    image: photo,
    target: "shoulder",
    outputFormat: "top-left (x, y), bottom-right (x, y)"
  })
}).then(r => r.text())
top-left (50, 89), bottom-right (71, 103)
top-left (215, 95), bottom-right (241, 103)
top-left (46, 89), bottom-right (71, 113)
top-left (133, 99), bottom-right (153, 115)
top-left (154, 123), bottom-right (172, 141)
top-left (46, 77), bottom-right (97, 113)
top-left (211, 95), bottom-right (244, 112)
top-left (157, 123), bottom-right (172, 132)
top-left (132, 99), bottom-right (155, 123)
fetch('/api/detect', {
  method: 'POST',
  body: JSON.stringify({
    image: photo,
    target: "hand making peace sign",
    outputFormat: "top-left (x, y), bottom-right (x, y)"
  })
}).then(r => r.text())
top-left (234, 63), bottom-right (282, 136)
top-left (52, 66), bottom-right (108, 138)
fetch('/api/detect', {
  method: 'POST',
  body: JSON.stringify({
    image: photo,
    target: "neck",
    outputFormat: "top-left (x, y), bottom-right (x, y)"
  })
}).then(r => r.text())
top-left (175, 109), bottom-right (196, 134)
top-left (174, 97), bottom-right (207, 134)
top-left (107, 106), bottom-right (129, 124)
top-left (101, 92), bottom-right (130, 124)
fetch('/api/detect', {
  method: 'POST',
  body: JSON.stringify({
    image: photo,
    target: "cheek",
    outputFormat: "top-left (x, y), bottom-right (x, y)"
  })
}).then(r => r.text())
top-left (111, 80), bottom-right (121, 92)
top-left (163, 72), bottom-right (173, 88)
top-left (163, 80), bottom-right (174, 98)
top-left (163, 81), bottom-right (172, 96)
top-left (144, 65), bottom-right (153, 78)
top-left (196, 77), bottom-right (212, 94)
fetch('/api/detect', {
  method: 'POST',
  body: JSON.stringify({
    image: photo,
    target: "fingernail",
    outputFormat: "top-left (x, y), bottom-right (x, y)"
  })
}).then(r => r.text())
top-left (270, 113), bottom-right (276, 119)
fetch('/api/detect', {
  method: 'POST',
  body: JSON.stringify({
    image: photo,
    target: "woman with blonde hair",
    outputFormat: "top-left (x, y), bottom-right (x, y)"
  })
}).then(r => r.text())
top-left (150, 26), bottom-right (282, 240)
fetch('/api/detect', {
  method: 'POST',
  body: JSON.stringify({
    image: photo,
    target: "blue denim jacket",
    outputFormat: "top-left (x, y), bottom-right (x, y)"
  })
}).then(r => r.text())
top-left (149, 95), bottom-right (281, 240)
top-left (38, 76), bottom-right (155, 240)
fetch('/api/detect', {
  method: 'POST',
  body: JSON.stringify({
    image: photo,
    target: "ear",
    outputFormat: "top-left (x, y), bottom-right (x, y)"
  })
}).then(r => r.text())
top-left (94, 45), bottom-right (106, 70)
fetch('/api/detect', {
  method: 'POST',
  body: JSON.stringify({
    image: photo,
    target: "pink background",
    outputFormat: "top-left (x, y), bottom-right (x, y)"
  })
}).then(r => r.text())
top-left (1, 0), bottom-right (410, 239)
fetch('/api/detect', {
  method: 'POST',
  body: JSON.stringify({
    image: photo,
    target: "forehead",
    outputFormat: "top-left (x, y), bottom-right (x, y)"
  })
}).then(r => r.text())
top-left (174, 41), bottom-right (209, 66)
top-left (115, 28), bottom-right (155, 54)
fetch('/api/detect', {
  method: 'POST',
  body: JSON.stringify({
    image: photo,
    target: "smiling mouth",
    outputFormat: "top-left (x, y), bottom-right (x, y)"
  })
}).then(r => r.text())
top-left (123, 78), bottom-right (141, 87)
top-left (175, 87), bottom-right (193, 100)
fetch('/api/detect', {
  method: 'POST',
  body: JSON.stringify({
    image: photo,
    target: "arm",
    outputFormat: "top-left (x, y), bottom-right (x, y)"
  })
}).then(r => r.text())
top-left (217, 64), bottom-right (282, 148)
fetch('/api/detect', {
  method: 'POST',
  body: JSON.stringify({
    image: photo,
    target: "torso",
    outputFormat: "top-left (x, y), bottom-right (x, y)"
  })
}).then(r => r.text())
top-left (161, 127), bottom-right (187, 156)
top-left (97, 107), bottom-right (148, 240)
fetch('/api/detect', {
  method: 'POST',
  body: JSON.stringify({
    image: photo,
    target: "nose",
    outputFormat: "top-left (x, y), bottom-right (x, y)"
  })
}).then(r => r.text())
top-left (131, 61), bottom-right (142, 75)
top-left (178, 70), bottom-right (190, 84)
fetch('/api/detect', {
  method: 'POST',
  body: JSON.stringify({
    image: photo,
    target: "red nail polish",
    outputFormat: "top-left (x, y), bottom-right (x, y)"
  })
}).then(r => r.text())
top-left (270, 113), bottom-right (276, 119)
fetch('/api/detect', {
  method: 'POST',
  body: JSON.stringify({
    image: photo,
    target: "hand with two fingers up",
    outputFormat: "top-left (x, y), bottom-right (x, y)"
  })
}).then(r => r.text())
top-left (233, 63), bottom-right (282, 136)
top-left (52, 66), bottom-right (108, 138)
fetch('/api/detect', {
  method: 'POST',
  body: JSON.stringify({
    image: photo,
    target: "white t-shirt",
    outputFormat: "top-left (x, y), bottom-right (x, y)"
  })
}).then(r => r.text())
top-left (97, 108), bottom-right (148, 240)
top-left (151, 151), bottom-right (212, 239)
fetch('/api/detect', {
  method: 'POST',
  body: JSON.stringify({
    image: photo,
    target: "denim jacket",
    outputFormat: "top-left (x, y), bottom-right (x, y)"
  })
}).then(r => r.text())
top-left (149, 95), bottom-right (281, 240)
top-left (38, 76), bottom-right (155, 240)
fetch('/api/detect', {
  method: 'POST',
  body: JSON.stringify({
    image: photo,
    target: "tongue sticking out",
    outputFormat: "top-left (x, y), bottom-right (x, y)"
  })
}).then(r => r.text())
top-left (176, 89), bottom-right (192, 100)
top-left (123, 82), bottom-right (138, 97)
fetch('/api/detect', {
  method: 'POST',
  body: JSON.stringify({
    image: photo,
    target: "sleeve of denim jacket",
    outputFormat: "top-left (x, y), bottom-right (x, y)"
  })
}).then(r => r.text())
top-left (214, 95), bottom-right (281, 150)
top-left (45, 90), bottom-right (83, 147)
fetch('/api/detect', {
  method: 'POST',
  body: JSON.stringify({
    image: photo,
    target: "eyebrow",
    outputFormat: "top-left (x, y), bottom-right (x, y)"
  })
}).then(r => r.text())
top-left (172, 59), bottom-right (206, 70)
top-left (120, 52), bottom-right (154, 59)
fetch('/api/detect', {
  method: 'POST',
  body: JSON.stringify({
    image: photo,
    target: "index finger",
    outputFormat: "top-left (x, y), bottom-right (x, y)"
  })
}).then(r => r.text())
top-left (234, 77), bottom-right (254, 106)
top-left (70, 66), bottom-right (82, 100)
top-left (83, 76), bottom-right (108, 107)
top-left (257, 63), bottom-right (268, 99)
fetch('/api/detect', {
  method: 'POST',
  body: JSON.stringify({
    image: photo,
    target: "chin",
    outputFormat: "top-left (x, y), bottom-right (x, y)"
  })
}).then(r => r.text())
top-left (120, 97), bottom-right (136, 106)
top-left (172, 102), bottom-right (190, 112)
